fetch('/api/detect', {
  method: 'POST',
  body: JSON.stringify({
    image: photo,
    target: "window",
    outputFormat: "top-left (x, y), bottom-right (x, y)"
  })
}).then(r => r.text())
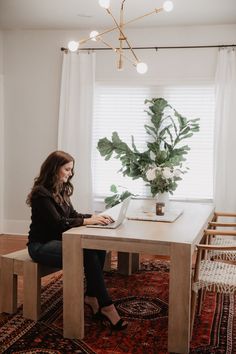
top-left (92, 83), bottom-right (215, 201)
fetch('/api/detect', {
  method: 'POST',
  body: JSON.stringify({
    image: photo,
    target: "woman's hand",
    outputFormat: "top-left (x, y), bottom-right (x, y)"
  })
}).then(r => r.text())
top-left (83, 214), bottom-right (114, 226)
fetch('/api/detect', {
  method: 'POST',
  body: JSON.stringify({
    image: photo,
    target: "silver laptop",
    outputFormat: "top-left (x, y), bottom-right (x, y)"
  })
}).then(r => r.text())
top-left (87, 196), bottom-right (131, 229)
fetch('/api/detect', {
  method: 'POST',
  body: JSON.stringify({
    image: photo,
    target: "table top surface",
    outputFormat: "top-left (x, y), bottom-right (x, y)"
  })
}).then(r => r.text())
top-left (64, 201), bottom-right (214, 245)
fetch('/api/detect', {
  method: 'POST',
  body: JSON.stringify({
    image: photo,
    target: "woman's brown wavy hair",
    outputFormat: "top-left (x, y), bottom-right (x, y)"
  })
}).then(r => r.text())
top-left (26, 150), bottom-right (75, 206)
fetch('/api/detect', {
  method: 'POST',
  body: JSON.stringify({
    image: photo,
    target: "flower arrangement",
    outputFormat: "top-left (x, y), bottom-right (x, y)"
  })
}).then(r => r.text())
top-left (145, 165), bottom-right (183, 195)
top-left (97, 97), bottom-right (200, 197)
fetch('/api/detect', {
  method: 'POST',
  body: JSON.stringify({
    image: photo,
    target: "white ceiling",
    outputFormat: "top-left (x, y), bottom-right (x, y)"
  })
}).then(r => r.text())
top-left (0, 0), bottom-right (236, 30)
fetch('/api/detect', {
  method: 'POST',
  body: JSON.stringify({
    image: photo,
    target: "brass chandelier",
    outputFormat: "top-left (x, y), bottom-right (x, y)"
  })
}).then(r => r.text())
top-left (68, 0), bottom-right (174, 74)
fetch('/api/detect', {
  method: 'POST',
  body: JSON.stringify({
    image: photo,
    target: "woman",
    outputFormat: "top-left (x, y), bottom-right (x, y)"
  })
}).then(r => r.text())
top-left (26, 150), bottom-right (127, 331)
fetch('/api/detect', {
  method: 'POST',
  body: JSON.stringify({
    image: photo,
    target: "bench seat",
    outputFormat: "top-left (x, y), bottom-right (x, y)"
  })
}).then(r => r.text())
top-left (0, 248), bottom-right (59, 320)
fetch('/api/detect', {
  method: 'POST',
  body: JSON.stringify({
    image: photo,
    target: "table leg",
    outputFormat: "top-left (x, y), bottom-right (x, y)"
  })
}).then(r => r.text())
top-left (63, 234), bottom-right (84, 339)
top-left (117, 252), bottom-right (140, 275)
top-left (103, 251), bottom-right (112, 272)
top-left (168, 243), bottom-right (192, 353)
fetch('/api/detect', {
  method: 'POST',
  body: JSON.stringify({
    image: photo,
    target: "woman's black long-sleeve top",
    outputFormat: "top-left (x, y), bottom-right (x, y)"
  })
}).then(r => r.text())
top-left (28, 185), bottom-right (91, 244)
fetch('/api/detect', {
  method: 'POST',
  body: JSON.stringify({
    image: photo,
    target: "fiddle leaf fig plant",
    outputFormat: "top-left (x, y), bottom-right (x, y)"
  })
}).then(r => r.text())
top-left (97, 97), bottom-right (200, 197)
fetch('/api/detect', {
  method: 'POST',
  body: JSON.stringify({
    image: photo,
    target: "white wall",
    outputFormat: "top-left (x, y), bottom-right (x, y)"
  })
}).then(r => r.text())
top-left (0, 31), bottom-right (4, 234)
top-left (2, 24), bottom-right (236, 234)
top-left (96, 25), bottom-right (236, 83)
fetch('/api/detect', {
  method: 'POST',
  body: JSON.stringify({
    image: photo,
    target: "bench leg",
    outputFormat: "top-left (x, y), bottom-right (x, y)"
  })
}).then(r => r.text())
top-left (0, 257), bottom-right (17, 313)
top-left (23, 262), bottom-right (41, 321)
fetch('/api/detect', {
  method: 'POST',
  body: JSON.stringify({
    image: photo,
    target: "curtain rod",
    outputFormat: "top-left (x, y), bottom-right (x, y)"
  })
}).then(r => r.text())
top-left (61, 44), bottom-right (235, 52)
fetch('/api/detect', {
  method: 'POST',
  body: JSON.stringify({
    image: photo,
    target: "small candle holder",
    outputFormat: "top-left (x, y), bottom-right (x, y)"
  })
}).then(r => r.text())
top-left (156, 202), bottom-right (165, 215)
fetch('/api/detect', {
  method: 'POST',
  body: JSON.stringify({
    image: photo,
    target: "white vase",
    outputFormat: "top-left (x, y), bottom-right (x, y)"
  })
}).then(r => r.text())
top-left (156, 191), bottom-right (170, 210)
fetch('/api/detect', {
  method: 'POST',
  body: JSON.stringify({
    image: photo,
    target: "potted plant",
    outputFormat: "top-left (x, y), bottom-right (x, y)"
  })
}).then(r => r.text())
top-left (97, 97), bottom-right (200, 206)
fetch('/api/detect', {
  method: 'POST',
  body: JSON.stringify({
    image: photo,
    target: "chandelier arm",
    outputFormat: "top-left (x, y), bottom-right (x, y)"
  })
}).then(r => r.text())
top-left (106, 8), bottom-right (140, 62)
top-left (100, 38), bottom-right (136, 67)
top-left (99, 38), bottom-right (118, 52)
top-left (118, 0), bottom-right (126, 69)
top-left (121, 0), bottom-right (126, 8)
top-left (78, 8), bottom-right (163, 46)
top-left (124, 8), bottom-right (163, 27)
top-left (79, 25), bottom-right (120, 45)
top-left (117, 51), bottom-right (136, 66)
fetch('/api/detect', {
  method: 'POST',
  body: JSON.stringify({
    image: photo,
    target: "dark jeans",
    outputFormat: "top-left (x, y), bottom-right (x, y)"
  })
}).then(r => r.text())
top-left (28, 240), bottom-right (112, 307)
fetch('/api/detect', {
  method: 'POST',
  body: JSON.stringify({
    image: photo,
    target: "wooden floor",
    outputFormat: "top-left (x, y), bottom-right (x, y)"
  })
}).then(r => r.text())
top-left (0, 234), bottom-right (28, 255)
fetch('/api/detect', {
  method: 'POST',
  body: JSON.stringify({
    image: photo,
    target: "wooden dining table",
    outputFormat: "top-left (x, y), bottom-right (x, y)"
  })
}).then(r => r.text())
top-left (62, 200), bottom-right (214, 354)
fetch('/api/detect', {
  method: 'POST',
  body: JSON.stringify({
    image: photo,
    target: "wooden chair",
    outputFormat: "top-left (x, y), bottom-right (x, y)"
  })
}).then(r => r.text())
top-left (190, 229), bottom-right (236, 336)
top-left (207, 211), bottom-right (236, 261)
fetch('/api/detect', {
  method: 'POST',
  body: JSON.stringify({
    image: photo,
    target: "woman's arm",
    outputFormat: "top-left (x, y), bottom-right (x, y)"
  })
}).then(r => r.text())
top-left (34, 197), bottom-right (84, 232)
top-left (69, 203), bottom-right (114, 225)
top-left (34, 198), bottom-right (114, 231)
top-left (69, 203), bottom-right (91, 220)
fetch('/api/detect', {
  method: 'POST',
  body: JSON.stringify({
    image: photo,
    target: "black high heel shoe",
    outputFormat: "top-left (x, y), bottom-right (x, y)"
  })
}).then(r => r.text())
top-left (99, 310), bottom-right (128, 334)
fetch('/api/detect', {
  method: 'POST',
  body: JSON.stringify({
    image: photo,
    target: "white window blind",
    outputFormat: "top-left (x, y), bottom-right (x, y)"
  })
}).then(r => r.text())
top-left (92, 83), bottom-right (215, 201)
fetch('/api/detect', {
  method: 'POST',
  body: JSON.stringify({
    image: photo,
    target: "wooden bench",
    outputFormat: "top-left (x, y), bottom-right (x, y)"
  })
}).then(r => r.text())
top-left (0, 248), bottom-right (60, 321)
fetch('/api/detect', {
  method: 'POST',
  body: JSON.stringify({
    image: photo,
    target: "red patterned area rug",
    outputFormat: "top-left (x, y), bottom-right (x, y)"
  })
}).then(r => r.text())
top-left (0, 259), bottom-right (235, 354)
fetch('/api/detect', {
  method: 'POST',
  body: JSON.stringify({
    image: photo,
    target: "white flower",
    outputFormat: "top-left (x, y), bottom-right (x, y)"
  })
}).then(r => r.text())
top-left (146, 168), bottom-right (156, 181)
top-left (174, 169), bottom-right (182, 177)
top-left (162, 167), bottom-right (173, 179)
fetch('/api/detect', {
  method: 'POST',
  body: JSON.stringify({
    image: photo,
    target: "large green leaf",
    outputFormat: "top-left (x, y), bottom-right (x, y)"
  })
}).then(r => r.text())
top-left (97, 138), bottom-right (114, 157)
top-left (110, 184), bottom-right (118, 193)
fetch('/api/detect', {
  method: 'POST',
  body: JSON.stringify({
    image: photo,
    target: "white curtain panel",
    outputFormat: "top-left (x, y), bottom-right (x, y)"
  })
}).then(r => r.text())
top-left (214, 48), bottom-right (236, 211)
top-left (0, 75), bottom-right (4, 233)
top-left (58, 52), bottom-right (95, 213)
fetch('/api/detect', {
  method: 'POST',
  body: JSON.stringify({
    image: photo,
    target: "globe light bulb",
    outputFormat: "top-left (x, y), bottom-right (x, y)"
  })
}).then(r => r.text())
top-left (136, 62), bottom-right (148, 74)
top-left (98, 0), bottom-right (110, 9)
top-left (68, 40), bottom-right (79, 52)
top-left (163, 0), bottom-right (174, 12)
top-left (90, 30), bottom-right (99, 41)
